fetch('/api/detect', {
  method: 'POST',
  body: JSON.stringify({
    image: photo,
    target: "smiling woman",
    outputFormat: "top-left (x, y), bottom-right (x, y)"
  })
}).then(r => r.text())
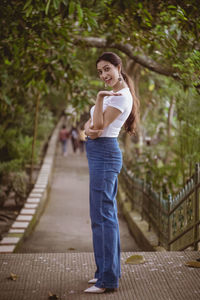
top-left (97, 61), bottom-right (120, 87)
top-left (83, 52), bottom-right (140, 294)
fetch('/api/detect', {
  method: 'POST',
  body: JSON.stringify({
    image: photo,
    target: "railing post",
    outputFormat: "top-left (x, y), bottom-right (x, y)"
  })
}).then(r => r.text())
top-left (148, 181), bottom-right (152, 232)
top-left (194, 163), bottom-right (199, 250)
top-left (132, 176), bottom-right (135, 211)
top-left (167, 194), bottom-right (172, 250)
top-left (146, 170), bottom-right (151, 231)
top-left (158, 191), bottom-right (162, 246)
top-left (141, 178), bottom-right (144, 221)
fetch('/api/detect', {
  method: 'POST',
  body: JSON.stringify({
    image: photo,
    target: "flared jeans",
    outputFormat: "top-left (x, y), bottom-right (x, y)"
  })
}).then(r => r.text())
top-left (86, 137), bottom-right (122, 289)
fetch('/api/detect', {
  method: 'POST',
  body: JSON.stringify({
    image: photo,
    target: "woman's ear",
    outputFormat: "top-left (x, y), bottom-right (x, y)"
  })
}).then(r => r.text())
top-left (117, 65), bottom-right (121, 74)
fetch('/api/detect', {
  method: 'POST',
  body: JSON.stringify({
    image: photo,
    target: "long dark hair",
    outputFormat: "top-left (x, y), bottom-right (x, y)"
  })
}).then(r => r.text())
top-left (96, 52), bottom-right (140, 135)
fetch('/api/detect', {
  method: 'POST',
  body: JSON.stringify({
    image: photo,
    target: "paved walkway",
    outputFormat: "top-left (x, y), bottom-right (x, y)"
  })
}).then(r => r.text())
top-left (18, 141), bottom-right (140, 253)
top-left (1, 251), bottom-right (200, 300)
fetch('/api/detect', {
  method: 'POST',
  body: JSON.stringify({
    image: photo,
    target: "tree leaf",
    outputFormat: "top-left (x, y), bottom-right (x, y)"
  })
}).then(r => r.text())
top-left (185, 261), bottom-right (200, 268)
top-left (4, 59), bottom-right (12, 65)
top-left (3, 95), bottom-right (12, 106)
top-left (8, 273), bottom-right (18, 281)
top-left (25, 5), bottom-right (33, 17)
top-left (77, 3), bottom-right (83, 24)
top-left (23, 0), bottom-right (32, 10)
top-left (45, 0), bottom-right (51, 15)
top-left (48, 291), bottom-right (59, 299)
top-left (62, 0), bottom-right (68, 6)
top-left (68, 1), bottom-right (75, 15)
top-left (87, 15), bottom-right (98, 28)
top-left (53, 0), bottom-right (60, 9)
top-left (125, 255), bottom-right (145, 265)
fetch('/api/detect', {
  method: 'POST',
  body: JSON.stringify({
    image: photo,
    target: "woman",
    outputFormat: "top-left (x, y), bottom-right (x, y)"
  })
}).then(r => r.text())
top-left (84, 52), bottom-right (139, 294)
top-left (59, 125), bottom-right (69, 156)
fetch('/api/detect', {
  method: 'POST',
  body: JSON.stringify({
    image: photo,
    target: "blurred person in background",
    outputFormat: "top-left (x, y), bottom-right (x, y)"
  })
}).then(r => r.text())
top-left (78, 126), bottom-right (86, 153)
top-left (70, 126), bottom-right (79, 153)
top-left (59, 125), bottom-right (69, 156)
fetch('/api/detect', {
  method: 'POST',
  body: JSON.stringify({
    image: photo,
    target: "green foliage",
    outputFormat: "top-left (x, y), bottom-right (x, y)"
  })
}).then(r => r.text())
top-left (0, 0), bottom-right (91, 180)
top-left (127, 72), bottom-right (200, 196)
top-left (0, 107), bottom-right (54, 176)
top-left (12, 171), bottom-right (29, 206)
top-left (0, 170), bottom-right (29, 207)
top-left (78, 0), bottom-right (200, 86)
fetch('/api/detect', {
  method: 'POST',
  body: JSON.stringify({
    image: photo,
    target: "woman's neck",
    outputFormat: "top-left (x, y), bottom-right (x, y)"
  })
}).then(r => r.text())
top-left (112, 81), bottom-right (128, 92)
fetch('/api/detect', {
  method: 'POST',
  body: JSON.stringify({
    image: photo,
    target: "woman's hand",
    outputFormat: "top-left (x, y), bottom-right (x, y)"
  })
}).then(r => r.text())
top-left (86, 126), bottom-right (103, 139)
top-left (97, 90), bottom-right (122, 99)
top-left (84, 119), bottom-right (103, 139)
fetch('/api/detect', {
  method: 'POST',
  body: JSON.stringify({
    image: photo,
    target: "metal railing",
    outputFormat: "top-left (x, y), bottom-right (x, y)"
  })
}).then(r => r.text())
top-left (119, 163), bottom-right (200, 250)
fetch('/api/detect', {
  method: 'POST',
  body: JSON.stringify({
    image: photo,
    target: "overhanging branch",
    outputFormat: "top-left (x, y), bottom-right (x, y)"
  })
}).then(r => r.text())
top-left (73, 36), bottom-right (179, 79)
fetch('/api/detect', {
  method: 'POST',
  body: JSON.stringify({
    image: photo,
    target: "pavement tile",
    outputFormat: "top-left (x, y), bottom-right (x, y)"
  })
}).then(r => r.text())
top-left (29, 193), bottom-right (42, 198)
top-left (0, 245), bottom-right (15, 253)
top-left (16, 215), bottom-right (33, 222)
top-left (24, 204), bottom-right (38, 209)
top-left (27, 198), bottom-right (40, 203)
top-left (11, 222), bottom-right (29, 229)
top-left (39, 172), bottom-right (49, 175)
top-left (35, 184), bottom-right (47, 190)
top-left (20, 209), bottom-right (36, 215)
top-left (0, 237), bottom-right (20, 245)
top-left (9, 229), bottom-right (25, 234)
top-left (36, 179), bottom-right (48, 182)
top-left (31, 189), bottom-right (44, 193)
top-left (36, 182), bottom-right (48, 186)
top-left (34, 184), bottom-right (47, 188)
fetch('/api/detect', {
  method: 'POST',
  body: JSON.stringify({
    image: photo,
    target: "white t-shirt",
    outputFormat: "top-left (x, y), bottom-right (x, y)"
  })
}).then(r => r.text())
top-left (90, 87), bottom-right (133, 137)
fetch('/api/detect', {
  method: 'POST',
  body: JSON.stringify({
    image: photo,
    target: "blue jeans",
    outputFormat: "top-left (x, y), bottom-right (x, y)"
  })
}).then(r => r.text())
top-left (61, 140), bottom-right (67, 154)
top-left (86, 137), bottom-right (122, 289)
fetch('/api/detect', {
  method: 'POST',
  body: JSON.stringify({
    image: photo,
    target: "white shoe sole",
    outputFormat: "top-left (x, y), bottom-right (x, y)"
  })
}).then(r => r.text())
top-left (84, 285), bottom-right (106, 294)
top-left (88, 278), bottom-right (98, 284)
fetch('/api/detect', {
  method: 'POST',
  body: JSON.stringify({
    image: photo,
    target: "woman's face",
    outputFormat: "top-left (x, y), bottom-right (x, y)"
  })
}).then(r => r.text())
top-left (97, 60), bottom-right (120, 87)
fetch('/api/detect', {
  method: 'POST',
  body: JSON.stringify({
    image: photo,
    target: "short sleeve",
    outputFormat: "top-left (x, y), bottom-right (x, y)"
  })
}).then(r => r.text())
top-left (107, 95), bottom-right (128, 113)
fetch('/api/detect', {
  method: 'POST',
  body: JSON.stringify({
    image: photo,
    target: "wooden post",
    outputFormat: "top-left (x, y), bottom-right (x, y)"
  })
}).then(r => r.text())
top-left (30, 93), bottom-right (40, 185)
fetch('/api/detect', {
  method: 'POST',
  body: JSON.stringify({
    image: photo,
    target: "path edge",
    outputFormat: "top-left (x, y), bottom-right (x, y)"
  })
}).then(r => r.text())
top-left (117, 184), bottom-right (166, 252)
top-left (0, 118), bottom-right (63, 253)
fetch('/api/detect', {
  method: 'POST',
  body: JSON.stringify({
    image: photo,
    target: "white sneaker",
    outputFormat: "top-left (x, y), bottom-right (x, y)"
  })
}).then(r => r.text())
top-left (88, 278), bottom-right (98, 284)
top-left (84, 285), bottom-right (106, 294)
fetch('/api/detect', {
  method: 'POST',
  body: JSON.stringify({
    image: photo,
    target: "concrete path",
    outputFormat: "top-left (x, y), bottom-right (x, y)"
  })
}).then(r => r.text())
top-left (18, 141), bottom-right (140, 253)
top-left (1, 251), bottom-right (200, 300)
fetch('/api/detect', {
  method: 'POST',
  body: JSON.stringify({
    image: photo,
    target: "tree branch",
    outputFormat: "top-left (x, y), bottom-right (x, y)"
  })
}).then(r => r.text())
top-left (73, 36), bottom-right (180, 79)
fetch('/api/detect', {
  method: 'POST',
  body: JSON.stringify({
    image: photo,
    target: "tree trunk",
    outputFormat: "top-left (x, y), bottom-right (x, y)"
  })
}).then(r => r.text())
top-left (30, 93), bottom-right (40, 185)
top-left (164, 96), bottom-right (175, 164)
